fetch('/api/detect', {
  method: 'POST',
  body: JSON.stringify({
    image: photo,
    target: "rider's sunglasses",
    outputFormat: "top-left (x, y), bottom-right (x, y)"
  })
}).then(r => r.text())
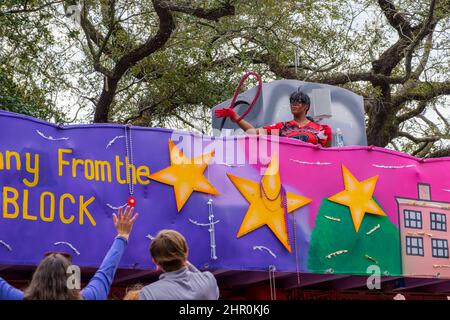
top-left (291, 101), bottom-right (308, 106)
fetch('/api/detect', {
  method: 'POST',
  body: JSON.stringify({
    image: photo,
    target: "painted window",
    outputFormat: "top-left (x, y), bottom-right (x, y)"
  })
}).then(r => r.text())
top-left (430, 212), bottom-right (447, 231)
top-left (404, 210), bottom-right (422, 229)
top-left (405, 236), bottom-right (424, 256)
top-left (431, 238), bottom-right (449, 258)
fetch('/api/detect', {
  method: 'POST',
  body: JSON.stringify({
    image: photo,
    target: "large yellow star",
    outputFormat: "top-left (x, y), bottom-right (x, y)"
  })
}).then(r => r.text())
top-left (328, 165), bottom-right (386, 232)
top-left (149, 139), bottom-right (219, 212)
top-left (227, 154), bottom-right (312, 252)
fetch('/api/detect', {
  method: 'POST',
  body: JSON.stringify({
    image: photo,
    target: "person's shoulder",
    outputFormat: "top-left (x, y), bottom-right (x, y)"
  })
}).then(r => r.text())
top-left (139, 279), bottom-right (171, 299)
top-left (202, 270), bottom-right (217, 278)
top-left (199, 271), bottom-right (218, 284)
top-left (139, 284), bottom-right (155, 300)
top-left (304, 120), bottom-right (320, 128)
top-left (203, 271), bottom-right (219, 299)
top-left (283, 120), bottom-right (298, 126)
top-left (190, 269), bottom-right (216, 280)
top-left (263, 121), bottom-right (284, 129)
top-left (140, 280), bottom-right (166, 293)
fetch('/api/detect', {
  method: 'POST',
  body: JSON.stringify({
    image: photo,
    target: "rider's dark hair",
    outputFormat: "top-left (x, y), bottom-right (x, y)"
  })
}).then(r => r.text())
top-left (289, 90), bottom-right (310, 107)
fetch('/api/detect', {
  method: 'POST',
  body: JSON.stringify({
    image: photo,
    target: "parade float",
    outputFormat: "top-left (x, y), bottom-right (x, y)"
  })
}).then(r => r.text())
top-left (1, 73), bottom-right (450, 299)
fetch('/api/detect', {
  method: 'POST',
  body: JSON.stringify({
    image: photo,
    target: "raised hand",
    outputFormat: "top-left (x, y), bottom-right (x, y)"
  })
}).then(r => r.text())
top-left (214, 108), bottom-right (238, 122)
top-left (113, 206), bottom-right (139, 241)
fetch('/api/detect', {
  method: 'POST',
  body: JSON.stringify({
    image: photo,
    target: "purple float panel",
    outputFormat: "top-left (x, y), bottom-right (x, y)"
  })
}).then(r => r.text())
top-left (0, 111), bottom-right (450, 279)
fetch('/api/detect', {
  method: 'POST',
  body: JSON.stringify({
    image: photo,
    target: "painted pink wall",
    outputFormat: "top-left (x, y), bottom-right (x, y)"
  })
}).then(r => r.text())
top-left (239, 135), bottom-right (450, 229)
top-left (400, 204), bottom-right (450, 278)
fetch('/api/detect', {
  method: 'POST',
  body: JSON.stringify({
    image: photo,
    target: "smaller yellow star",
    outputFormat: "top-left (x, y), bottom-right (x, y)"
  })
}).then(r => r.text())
top-left (328, 165), bottom-right (386, 232)
top-left (149, 139), bottom-right (219, 212)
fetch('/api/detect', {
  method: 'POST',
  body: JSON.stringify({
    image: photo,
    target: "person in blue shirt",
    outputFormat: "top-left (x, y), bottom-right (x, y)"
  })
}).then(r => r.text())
top-left (0, 205), bottom-right (138, 300)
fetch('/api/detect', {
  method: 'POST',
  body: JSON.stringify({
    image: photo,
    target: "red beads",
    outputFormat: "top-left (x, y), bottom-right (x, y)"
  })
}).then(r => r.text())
top-left (127, 196), bottom-right (136, 207)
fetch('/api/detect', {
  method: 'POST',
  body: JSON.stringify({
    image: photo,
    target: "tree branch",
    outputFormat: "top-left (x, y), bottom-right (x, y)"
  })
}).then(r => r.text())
top-left (415, 141), bottom-right (434, 158)
top-left (398, 131), bottom-right (440, 143)
top-left (124, 100), bottom-right (162, 123)
top-left (410, 31), bottom-right (433, 80)
top-left (247, 50), bottom-right (405, 86)
top-left (161, 1), bottom-right (235, 21)
top-left (434, 105), bottom-right (450, 129)
top-left (64, 0), bottom-right (119, 58)
top-left (92, 0), bottom-right (236, 123)
top-left (250, 52), bottom-right (296, 79)
top-left (390, 140), bottom-right (400, 151)
top-left (411, 142), bottom-right (428, 156)
top-left (172, 112), bottom-right (205, 133)
top-left (96, 0), bottom-right (120, 60)
top-left (310, 72), bottom-right (404, 86)
top-left (417, 114), bottom-right (441, 134)
top-left (427, 148), bottom-right (450, 158)
top-left (372, 0), bottom-right (440, 76)
top-left (94, 0), bottom-right (176, 123)
top-left (403, 0), bottom-right (437, 81)
top-left (393, 81), bottom-right (450, 106)
top-left (396, 101), bottom-right (427, 124)
top-left (377, 0), bottom-right (413, 36)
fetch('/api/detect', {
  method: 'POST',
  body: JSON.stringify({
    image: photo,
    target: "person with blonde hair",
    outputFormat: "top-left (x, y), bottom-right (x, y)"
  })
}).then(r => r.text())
top-left (123, 284), bottom-right (144, 300)
top-left (139, 229), bottom-right (219, 300)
